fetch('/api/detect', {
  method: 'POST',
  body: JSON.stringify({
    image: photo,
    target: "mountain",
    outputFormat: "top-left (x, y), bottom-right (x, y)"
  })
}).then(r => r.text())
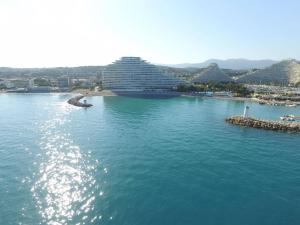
top-left (166, 59), bottom-right (278, 70)
top-left (192, 63), bottom-right (233, 83)
top-left (237, 59), bottom-right (300, 85)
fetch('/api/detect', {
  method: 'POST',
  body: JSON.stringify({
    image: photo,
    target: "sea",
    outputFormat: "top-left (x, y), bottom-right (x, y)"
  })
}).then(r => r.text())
top-left (0, 93), bottom-right (300, 225)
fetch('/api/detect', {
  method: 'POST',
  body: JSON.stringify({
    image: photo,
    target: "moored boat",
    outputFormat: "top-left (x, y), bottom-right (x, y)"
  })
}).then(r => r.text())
top-left (286, 103), bottom-right (297, 107)
top-left (280, 115), bottom-right (296, 121)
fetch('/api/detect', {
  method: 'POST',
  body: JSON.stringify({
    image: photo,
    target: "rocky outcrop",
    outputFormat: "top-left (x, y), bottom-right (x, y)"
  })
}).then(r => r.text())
top-left (226, 116), bottom-right (300, 133)
top-left (237, 59), bottom-right (300, 85)
top-left (192, 63), bottom-right (233, 83)
top-left (67, 95), bottom-right (93, 107)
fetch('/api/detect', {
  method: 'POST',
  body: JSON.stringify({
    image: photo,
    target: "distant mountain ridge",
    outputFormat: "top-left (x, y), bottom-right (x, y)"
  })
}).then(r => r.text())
top-left (166, 59), bottom-right (278, 70)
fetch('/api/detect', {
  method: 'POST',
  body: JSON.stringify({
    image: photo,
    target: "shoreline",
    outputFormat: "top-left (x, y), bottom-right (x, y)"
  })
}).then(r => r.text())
top-left (74, 90), bottom-right (255, 101)
top-left (72, 91), bottom-right (300, 105)
top-left (1, 90), bottom-right (299, 106)
top-left (0, 90), bottom-right (276, 103)
top-left (74, 90), bottom-right (260, 102)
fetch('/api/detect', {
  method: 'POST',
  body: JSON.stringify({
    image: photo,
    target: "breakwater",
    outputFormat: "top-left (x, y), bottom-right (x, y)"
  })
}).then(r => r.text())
top-left (67, 95), bottom-right (93, 107)
top-left (226, 116), bottom-right (300, 133)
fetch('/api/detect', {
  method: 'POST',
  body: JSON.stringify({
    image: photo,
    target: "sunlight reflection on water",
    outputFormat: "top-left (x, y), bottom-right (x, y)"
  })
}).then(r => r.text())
top-left (30, 102), bottom-right (102, 225)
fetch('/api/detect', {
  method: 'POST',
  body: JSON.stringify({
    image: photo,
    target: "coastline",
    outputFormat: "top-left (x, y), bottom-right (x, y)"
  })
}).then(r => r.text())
top-left (0, 89), bottom-right (261, 103)
top-left (74, 90), bottom-right (259, 102)
top-left (2, 90), bottom-right (299, 106)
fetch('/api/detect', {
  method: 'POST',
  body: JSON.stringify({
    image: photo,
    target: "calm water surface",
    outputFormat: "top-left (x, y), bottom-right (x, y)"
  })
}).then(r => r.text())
top-left (0, 94), bottom-right (300, 225)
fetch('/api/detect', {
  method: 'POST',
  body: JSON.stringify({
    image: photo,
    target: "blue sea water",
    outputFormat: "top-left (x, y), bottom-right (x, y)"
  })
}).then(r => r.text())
top-left (0, 94), bottom-right (300, 225)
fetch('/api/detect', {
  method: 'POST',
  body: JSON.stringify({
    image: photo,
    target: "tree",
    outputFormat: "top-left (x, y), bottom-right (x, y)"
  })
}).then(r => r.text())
top-left (0, 84), bottom-right (7, 90)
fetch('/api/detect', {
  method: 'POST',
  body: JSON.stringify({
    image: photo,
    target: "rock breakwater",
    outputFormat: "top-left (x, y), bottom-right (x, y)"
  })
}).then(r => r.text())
top-left (67, 95), bottom-right (93, 107)
top-left (226, 116), bottom-right (300, 133)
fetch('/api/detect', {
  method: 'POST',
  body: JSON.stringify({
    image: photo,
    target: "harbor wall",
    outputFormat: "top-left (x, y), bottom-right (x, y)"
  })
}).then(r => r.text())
top-left (226, 116), bottom-right (300, 133)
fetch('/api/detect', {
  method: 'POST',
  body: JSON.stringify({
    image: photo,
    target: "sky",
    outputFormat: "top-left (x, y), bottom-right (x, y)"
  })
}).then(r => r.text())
top-left (0, 0), bottom-right (300, 67)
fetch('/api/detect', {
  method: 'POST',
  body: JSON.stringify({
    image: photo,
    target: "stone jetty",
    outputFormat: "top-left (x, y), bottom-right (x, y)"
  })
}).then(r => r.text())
top-left (67, 95), bottom-right (93, 108)
top-left (226, 116), bottom-right (300, 133)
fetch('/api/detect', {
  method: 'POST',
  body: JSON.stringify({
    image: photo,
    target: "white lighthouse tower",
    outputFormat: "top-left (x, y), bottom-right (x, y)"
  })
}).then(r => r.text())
top-left (243, 106), bottom-right (250, 118)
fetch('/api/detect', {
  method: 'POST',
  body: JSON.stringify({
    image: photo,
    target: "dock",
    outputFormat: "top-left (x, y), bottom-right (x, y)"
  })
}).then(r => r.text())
top-left (67, 95), bottom-right (93, 108)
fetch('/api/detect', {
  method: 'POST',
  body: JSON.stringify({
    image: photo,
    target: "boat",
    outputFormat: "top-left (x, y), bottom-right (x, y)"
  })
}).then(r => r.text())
top-left (280, 115), bottom-right (295, 121)
top-left (286, 103), bottom-right (297, 107)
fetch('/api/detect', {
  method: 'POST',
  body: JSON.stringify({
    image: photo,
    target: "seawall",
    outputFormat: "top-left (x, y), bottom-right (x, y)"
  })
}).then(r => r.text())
top-left (226, 116), bottom-right (300, 133)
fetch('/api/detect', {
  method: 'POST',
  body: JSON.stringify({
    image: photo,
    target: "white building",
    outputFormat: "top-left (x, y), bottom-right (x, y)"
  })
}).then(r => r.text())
top-left (0, 80), bottom-right (14, 88)
top-left (10, 79), bottom-right (29, 88)
top-left (29, 78), bottom-right (35, 88)
top-left (102, 57), bottom-right (183, 91)
top-left (57, 77), bottom-right (70, 88)
top-left (72, 78), bottom-right (93, 88)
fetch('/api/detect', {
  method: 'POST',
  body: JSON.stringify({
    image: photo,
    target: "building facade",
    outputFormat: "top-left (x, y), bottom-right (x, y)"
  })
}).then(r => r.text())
top-left (10, 79), bottom-right (30, 88)
top-left (102, 57), bottom-right (183, 91)
top-left (57, 77), bottom-right (70, 88)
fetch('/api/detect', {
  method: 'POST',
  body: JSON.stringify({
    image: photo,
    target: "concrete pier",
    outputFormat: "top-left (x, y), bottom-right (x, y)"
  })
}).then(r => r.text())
top-left (67, 95), bottom-right (93, 108)
top-left (226, 116), bottom-right (300, 133)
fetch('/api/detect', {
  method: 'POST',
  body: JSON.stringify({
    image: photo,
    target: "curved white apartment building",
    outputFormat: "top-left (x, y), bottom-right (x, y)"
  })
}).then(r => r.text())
top-left (102, 57), bottom-right (183, 91)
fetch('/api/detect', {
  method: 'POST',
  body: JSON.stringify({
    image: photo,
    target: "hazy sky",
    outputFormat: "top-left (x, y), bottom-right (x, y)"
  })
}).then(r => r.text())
top-left (1, 0), bottom-right (300, 67)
